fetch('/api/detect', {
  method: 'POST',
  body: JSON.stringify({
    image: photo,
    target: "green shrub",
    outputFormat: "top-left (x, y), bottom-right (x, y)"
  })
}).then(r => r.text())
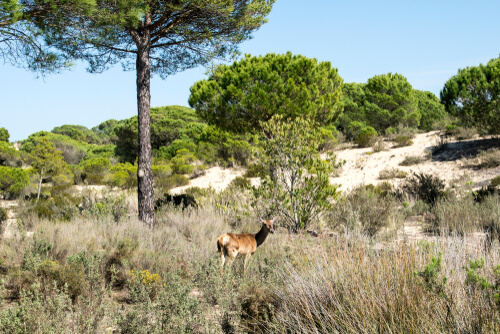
top-left (393, 135), bottom-right (413, 147)
top-left (21, 131), bottom-right (90, 165)
top-left (318, 126), bottom-right (339, 151)
top-left (345, 121), bottom-right (366, 140)
top-left (355, 126), bottom-right (377, 148)
top-left (228, 176), bottom-right (250, 190)
top-left (0, 127), bottom-right (9, 142)
top-left (26, 194), bottom-right (80, 221)
top-left (170, 149), bottom-right (195, 175)
top-left (244, 163), bottom-right (268, 178)
top-left (110, 162), bottom-right (137, 188)
top-left (403, 172), bottom-right (445, 206)
top-left (39, 259), bottom-right (88, 301)
top-left (410, 199), bottom-right (430, 215)
top-left (385, 126), bottom-right (397, 136)
top-left (0, 141), bottom-right (20, 167)
top-left (328, 185), bottom-right (403, 236)
top-left (79, 157), bottom-right (111, 184)
top-left (80, 195), bottom-right (128, 222)
top-left (0, 166), bottom-right (30, 199)
top-left (157, 139), bottom-right (197, 159)
top-left (155, 174), bottom-right (189, 190)
top-left (52, 124), bottom-right (102, 144)
top-left (128, 269), bottom-right (163, 303)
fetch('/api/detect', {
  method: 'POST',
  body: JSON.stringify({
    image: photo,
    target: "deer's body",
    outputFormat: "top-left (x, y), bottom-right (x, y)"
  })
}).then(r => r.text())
top-left (217, 217), bottom-right (277, 275)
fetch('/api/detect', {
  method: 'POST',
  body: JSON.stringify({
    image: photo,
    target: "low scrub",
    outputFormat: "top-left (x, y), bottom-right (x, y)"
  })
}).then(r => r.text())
top-left (403, 172), bottom-right (445, 206)
top-left (399, 155), bottom-right (427, 166)
top-left (327, 185), bottom-right (403, 236)
top-left (371, 138), bottom-right (387, 152)
top-left (430, 192), bottom-right (500, 235)
top-left (264, 239), bottom-right (500, 333)
top-left (379, 167), bottom-right (408, 180)
top-left (392, 135), bottom-right (413, 147)
top-left (478, 148), bottom-right (500, 169)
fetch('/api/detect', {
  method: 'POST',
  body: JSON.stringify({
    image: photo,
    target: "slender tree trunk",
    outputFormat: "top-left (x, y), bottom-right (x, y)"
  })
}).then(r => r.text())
top-left (135, 32), bottom-right (154, 227)
top-left (36, 168), bottom-right (44, 201)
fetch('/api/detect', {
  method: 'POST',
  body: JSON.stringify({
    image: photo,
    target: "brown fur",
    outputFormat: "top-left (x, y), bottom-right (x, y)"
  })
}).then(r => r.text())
top-left (217, 217), bottom-right (277, 276)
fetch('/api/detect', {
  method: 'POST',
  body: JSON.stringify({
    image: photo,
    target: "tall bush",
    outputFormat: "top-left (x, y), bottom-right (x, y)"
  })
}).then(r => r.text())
top-left (254, 115), bottom-right (340, 232)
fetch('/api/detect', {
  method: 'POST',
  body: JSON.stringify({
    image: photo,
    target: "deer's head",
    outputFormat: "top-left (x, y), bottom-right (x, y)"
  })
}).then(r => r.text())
top-left (259, 217), bottom-right (278, 234)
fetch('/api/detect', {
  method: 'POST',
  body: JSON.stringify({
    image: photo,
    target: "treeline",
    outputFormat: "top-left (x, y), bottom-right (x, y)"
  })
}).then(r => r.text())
top-left (1, 53), bottom-right (498, 206)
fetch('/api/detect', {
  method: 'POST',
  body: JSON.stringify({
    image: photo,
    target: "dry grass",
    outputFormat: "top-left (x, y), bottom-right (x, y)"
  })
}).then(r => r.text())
top-left (1, 187), bottom-right (500, 333)
top-left (266, 236), bottom-right (500, 333)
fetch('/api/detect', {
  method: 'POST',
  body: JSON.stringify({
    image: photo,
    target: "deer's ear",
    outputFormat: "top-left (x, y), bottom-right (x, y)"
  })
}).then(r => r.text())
top-left (271, 216), bottom-right (279, 223)
top-left (259, 217), bottom-right (265, 223)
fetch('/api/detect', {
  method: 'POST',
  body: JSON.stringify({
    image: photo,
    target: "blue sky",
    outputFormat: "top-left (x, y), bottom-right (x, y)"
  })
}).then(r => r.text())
top-left (1, 0), bottom-right (499, 141)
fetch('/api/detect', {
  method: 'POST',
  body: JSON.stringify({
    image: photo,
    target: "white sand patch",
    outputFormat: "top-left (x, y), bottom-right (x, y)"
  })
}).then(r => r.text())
top-left (170, 166), bottom-right (245, 194)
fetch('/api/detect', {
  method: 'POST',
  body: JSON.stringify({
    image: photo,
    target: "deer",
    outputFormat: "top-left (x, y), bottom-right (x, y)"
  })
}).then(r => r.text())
top-left (217, 217), bottom-right (277, 276)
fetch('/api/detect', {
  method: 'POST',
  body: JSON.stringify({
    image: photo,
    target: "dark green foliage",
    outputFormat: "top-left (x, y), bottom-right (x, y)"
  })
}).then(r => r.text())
top-left (21, 131), bottom-right (89, 165)
top-left (78, 157), bottom-right (111, 184)
top-left (190, 52), bottom-right (344, 133)
top-left (52, 125), bottom-right (101, 144)
top-left (415, 253), bottom-right (447, 296)
top-left (404, 172), bottom-right (445, 206)
top-left (337, 83), bottom-right (367, 133)
top-left (345, 120), bottom-right (366, 141)
top-left (364, 73), bottom-right (420, 131)
top-left (92, 119), bottom-right (119, 144)
top-left (0, 166), bottom-right (30, 199)
top-left (338, 77), bottom-right (445, 134)
top-left (0, 141), bottom-right (20, 167)
top-left (114, 106), bottom-right (203, 163)
top-left (441, 57), bottom-right (500, 134)
top-left (355, 126), bottom-right (377, 147)
top-left (0, 127), bottom-right (9, 142)
top-left (228, 176), bottom-right (251, 190)
top-left (414, 90), bottom-right (447, 131)
top-left (109, 163), bottom-right (137, 188)
top-left (84, 144), bottom-right (116, 161)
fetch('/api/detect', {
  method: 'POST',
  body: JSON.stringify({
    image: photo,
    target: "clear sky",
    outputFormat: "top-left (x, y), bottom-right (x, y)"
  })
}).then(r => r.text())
top-left (1, 0), bottom-right (499, 141)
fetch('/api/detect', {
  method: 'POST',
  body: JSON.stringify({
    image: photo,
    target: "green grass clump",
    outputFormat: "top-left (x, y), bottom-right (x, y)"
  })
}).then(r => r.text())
top-left (393, 135), bottom-right (413, 147)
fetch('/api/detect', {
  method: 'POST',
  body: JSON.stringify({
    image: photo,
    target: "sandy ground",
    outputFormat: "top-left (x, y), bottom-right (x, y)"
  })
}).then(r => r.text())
top-left (170, 166), bottom-right (246, 194)
top-left (170, 131), bottom-right (499, 195)
top-left (330, 131), bottom-right (499, 192)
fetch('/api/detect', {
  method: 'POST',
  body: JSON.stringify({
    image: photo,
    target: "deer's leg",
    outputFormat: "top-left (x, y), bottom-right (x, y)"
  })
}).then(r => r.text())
top-left (220, 250), bottom-right (226, 276)
top-left (227, 250), bottom-right (238, 266)
top-left (244, 253), bottom-right (252, 272)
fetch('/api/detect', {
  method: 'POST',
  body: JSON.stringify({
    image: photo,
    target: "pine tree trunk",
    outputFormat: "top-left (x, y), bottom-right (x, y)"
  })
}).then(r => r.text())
top-left (136, 33), bottom-right (154, 227)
